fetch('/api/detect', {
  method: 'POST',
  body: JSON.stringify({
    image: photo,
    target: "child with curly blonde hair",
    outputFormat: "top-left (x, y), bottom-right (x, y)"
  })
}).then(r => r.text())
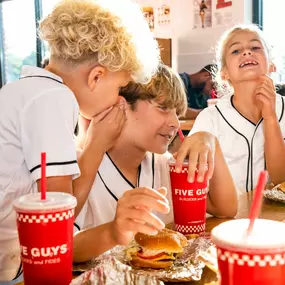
top-left (0, 0), bottom-right (160, 281)
top-left (190, 24), bottom-right (285, 193)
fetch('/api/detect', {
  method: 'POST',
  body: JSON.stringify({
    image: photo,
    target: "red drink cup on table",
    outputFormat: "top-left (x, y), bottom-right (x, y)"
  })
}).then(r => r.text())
top-left (168, 158), bottom-right (208, 235)
top-left (13, 192), bottom-right (77, 285)
top-left (211, 219), bottom-right (285, 285)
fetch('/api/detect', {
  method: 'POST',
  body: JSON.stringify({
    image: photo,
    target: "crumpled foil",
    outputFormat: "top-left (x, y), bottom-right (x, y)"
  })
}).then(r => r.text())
top-left (197, 245), bottom-right (218, 273)
top-left (73, 237), bottom-right (214, 283)
top-left (264, 187), bottom-right (285, 203)
top-left (71, 256), bottom-right (163, 285)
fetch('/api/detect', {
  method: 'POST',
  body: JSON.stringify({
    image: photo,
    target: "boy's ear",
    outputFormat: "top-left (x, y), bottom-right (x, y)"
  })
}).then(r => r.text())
top-left (269, 63), bottom-right (276, 73)
top-left (88, 66), bottom-right (106, 91)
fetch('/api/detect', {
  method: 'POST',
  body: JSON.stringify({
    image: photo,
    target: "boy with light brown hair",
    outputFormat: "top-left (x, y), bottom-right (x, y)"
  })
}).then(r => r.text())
top-left (73, 64), bottom-right (237, 262)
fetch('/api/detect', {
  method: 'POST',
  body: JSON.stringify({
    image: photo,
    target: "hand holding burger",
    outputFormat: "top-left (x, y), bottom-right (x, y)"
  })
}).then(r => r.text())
top-left (110, 187), bottom-right (170, 246)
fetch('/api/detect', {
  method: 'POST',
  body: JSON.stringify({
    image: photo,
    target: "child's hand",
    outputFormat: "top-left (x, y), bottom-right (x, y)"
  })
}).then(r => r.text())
top-left (110, 187), bottom-right (169, 245)
top-left (255, 75), bottom-right (277, 121)
top-left (174, 131), bottom-right (216, 183)
top-left (84, 98), bottom-right (127, 153)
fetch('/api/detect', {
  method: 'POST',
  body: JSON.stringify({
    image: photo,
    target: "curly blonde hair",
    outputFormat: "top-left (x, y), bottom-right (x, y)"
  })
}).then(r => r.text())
top-left (39, 0), bottom-right (160, 83)
top-left (119, 64), bottom-right (187, 117)
top-left (214, 24), bottom-right (274, 97)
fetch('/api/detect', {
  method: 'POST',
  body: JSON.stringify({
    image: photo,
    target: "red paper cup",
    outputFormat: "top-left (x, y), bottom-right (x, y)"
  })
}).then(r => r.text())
top-left (168, 159), bottom-right (208, 235)
top-left (211, 219), bottom-right (285, 285)
top-left (13, 192), bottom-right (77, 285)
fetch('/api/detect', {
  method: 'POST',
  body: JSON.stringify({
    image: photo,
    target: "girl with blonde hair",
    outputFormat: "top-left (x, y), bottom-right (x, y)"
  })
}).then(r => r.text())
top-left (0, 0), bottom-right (160, 281)
top-left (190, 24), bottom-right (285, 193)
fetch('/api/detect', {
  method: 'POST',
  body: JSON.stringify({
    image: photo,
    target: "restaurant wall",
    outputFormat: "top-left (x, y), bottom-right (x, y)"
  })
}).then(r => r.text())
top-left (137, 0), bottom-right (253, 73)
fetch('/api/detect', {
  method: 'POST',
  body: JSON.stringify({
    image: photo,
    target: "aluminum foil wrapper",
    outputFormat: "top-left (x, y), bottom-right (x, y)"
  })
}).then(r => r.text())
top-left (264, 186), bottom-right (285, 203)
top-left (197, 245), bottom-right (218, 273)
top-left (71, 255), bottom-right (163, 285)
top-left (73, 236), bottom-right (214, 283)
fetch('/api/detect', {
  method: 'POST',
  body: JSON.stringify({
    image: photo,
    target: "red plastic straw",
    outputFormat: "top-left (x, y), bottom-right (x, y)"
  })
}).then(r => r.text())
top-left (177, 129), bottom-right (185, 142)
top-left (247, 170), bottom-right (268, 236)
top-left (41, 152), bottom-right (46, 200)
top-left (211, 89), bottom-right (216, 99)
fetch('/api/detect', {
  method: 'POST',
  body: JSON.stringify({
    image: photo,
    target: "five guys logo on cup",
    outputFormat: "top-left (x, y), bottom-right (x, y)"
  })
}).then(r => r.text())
top-left (21, 244), bottom-right (68, 257)
top-left (174, 188), bottom-right (207, 197)
top-left (168, 158), bottom-right (208, 235)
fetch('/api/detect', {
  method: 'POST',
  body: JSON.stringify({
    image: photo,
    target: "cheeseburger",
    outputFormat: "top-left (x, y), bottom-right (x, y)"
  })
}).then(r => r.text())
top-left (127, 228), bottom-right (188, 269)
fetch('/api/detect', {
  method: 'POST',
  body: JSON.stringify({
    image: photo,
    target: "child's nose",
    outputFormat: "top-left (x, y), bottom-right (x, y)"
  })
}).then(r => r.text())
top-left (168, 111), bottom-right (179, 129)
top-left (243, 50), bottom-right (252, 56)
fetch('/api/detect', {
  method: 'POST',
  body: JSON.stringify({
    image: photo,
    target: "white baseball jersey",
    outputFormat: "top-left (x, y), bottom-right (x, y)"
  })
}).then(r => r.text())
top-left (0, 66), bottom-right (80, 281)
top-left (75, 152), bottom-right (174, 231)
top-left (190, 94), bottom-right (285, 194)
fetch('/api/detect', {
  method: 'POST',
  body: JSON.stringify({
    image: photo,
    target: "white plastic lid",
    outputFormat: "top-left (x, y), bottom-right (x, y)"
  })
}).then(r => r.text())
top-left (211, 219), bottom-right (285, 249)
top-left (13, 192), bottom-right (77, 211)
top-left (168, 157), bottom-right (189, 166)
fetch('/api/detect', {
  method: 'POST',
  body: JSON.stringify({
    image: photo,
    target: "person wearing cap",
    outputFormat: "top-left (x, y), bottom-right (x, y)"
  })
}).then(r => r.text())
top-left (179, 64), bottom-right (217, 119)
top-left (0, 0), bottom-right (160, 281)
top-left (72, 64), bottom-right (237, 262)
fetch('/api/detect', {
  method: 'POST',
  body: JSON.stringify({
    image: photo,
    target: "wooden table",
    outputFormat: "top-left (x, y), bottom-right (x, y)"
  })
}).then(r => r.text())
top-left (166, 191), bottom-right (285, 285)
top-left (179, 120), bottom-right (195, 131)
top-left (16, 192), bottom-right (285, 285)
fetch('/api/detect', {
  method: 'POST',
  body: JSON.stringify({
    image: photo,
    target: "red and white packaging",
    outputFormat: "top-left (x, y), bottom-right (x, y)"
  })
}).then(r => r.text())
top-left (13, 192), bottom-right (77, 285)
top-left (211, 219), bottom-right (285, 285)
top-left (168, 159), bottom-right (208, 235)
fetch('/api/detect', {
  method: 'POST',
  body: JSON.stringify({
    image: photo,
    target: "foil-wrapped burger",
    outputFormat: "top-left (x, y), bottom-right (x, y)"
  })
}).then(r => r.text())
top-left (264, 182), bottom-right (285, 203)
top-left (71, 256), bottom-right (164, 285)
top-left (73, 230), bottom-right (214, 283)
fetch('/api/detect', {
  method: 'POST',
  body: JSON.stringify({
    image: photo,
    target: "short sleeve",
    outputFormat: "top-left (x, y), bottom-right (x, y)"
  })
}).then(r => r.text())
top-left (189, 107), bottom-right (216, 136)
top-left (20, 88), bottom-right (80, 181)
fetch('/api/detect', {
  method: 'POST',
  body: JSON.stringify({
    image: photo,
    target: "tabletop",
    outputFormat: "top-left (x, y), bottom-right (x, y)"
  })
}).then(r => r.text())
top-left (16, 191), bottom-right (285, 285)
top-left (165, 191), bottom-right (285, 284)
top-left (179, 120), bottom-right (195, 131)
